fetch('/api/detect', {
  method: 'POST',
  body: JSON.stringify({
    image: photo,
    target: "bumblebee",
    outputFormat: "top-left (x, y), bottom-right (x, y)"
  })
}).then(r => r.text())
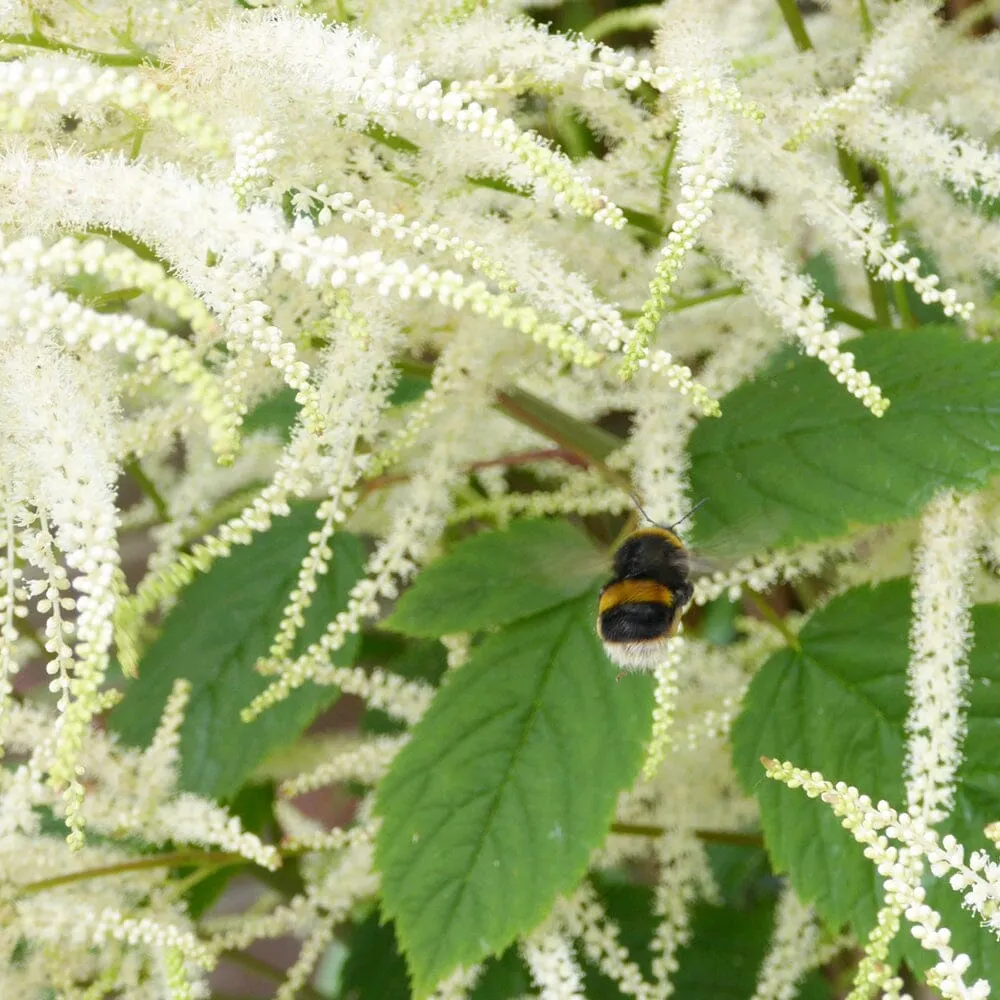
top-left (597, 501), bottom-right (705, 673)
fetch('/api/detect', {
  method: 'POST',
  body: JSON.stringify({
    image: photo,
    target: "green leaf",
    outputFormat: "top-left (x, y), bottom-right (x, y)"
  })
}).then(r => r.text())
top-left (580, 880), bottom-right (655, 998)
top-left (361, 639), bottom-right (449, 735)
top-left (731, 580), bottom-right (1000, 982)
top-left (698, 596), bottom-right (741, 646)
top-left (804, 252), bottom-right (842, 302)
top-left (243, 387), bottom-right (299, 441)
top-left (341, 910), bottom-right (411, 1000)
top-left (111, 504), bottom-right (364, 799)
top-left (688, 329), bottom-right (1000, 553)
top-left (340, 909), bottom-right (531, 1000)
top-left (584, 875), bottom-right (831, 1000)
top-left (703, 842), bottom-right (775, 908)
top-left (375, 592), bottom-right (654, 996)
top-left (472, 947), bottom-right (533, 999)
top-left (385, 519), bottom-right (607, 638)
top-left (390, 372), bottom-right (431, 407)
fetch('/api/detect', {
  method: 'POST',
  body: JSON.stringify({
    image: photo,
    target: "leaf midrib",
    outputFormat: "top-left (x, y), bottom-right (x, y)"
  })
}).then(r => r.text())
top-left (418, 606), bottom-right (578, 986)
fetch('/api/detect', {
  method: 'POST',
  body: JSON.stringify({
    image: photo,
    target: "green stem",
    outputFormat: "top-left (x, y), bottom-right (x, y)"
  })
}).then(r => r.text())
top-left (823, 297), bottom-right (878, 332)
top-left (362, 122), bottom-right (420, 155)
top-left (362, 448), bottom-right (590, 494)
top-left (550, 106), bottom-right (591, 161)
top-left (875, 162), bottom-right (916, 328)
top-left (837, 149), bottom-right (893, 327)
top-left (185, 378), bottom-right (631, 537)
top-left (81, 227), bottom-right (164, 266)
top-left (670, 285), bottom-right (742, 310)
top-left (0, 30), bottom-right (162, 68)
top-left (124, 459), bottom-right (170, 522)
top-left (128, 122), bottom-right (148, 161)
top-left (366, 129), bottom-right (665, 237)
top-left (494, 387), bottom-right (629, 491)
top-left (167, 863), bottom-right (229, 900)
top-left (465, 174), bottom-right (664, 237)
top-left (20, 842), bottom-right (308, 901)
top-left (182, 484), bottom-right (269, 545)
top-left (17, 850), bottom-right (251, 896)
top-left (582, 4), bottom-right (664, 41)
top-left (396, 357), bottom-right (630, 491)
top-left (657, 132), bottom-right (680, 223)
top-left (611, 822), bottom-right (764, 848)
top-left (620, 206), bottom-right (666, 237)
top-left (744, 588), bottom-right (802, 652)
top-left (857, 0), bottom-right (874, 38)
top-left (620, 283), bottom-right (744, 319)
top-left (89, 286), bottom-right (144, 312)
top-left (774, 0), bottom-right (814, 52)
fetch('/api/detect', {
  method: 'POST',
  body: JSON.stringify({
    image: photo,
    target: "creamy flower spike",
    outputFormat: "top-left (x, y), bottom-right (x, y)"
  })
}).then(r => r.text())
top-left (764, 761), bottom-right (991, 1000)
top-left (0, 0), bottom-right (999, 995)
top-left (905, 491), bottom-right (979, 826)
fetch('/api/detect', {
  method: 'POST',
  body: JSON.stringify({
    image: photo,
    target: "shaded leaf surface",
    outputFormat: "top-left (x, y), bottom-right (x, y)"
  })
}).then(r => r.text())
top-left (732, 580), bottom-right (1000, 981)
top-left (375, 593), bottom-right (653, 996)
top-left (112, 504), bottom-right (363, 799)
top-left (385, 518), bottom-right (607, 637)
top-left (584, 876), bottom-right (830, 999)
top-left (340, 909), bottom-right (531, 1000)
top-left (689, 329), bottom-right (1000, 552)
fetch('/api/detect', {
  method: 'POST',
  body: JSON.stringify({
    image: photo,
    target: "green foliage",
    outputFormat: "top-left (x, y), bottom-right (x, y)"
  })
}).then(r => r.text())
top-left (340, 910), bottom-right (532, 1000)
top-left (375, 590), bottom-right (653, 996)
top-left (804, 252), bottom-right (842, 301)
top-left (385, 518), bottom-right (607, 637)
top-left (111, 504), bottom-right (364, 799)
top-left (688, 328), bottom-right (1000, 552)
top-left (360, 638), bottom-right (449, 735)
top-left (583, 871), bottom-right (831, 1000)
top-left (340, 910), bottom-right (411, 1000)
top-left (243, 387), bottom-right (300, 441)
top-left (390, 371), bottom-right (433, 406)
top-left (731, 580), bottom-right (1000, 981)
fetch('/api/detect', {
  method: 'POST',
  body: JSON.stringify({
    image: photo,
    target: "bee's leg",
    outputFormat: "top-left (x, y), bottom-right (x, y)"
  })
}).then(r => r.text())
top-left (616, 669), bottom-right (624, 682)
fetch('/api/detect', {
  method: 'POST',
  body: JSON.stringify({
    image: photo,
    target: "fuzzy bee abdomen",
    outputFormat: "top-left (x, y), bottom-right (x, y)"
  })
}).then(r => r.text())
top-left (598, 600), bottom-right (675, 642)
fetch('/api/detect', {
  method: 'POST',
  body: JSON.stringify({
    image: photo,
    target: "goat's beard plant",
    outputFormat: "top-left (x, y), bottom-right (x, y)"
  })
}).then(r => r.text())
top-left (3, 0), bottom-right (1000, 996)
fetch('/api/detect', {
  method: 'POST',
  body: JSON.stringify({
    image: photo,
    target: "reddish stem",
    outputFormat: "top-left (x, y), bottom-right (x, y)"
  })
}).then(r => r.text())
top-left (362, 447), bottom-right (589, 493)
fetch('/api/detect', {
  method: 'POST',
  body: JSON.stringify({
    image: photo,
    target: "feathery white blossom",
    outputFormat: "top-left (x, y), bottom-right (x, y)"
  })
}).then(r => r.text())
top-left (750, 887), bottom-right (822, 1000)
top-left (764, 760), bottom-right (991, 1000)
top-left (905, 491), bottom-right (979, 826)
top-left (521, 922), bottom-right (587, 1000)
top-left (2, 0), bottom-right (999, 994)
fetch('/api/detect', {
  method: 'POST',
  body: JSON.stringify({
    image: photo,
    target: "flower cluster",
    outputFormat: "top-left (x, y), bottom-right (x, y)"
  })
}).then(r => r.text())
top-left (1, 0), bottom-right (999, 996)
top-left (764, 760), bottom-right (992, 1000)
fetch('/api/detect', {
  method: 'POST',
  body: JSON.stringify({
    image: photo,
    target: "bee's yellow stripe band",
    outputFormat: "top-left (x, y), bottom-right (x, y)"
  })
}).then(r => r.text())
top-left (629, 526), bottom-right (684, 549)
top-left (599, 580), bottom-right (674, 614)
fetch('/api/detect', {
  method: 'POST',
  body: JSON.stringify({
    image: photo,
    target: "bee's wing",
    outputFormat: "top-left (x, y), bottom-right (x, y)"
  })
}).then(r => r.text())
top-left (684, 507), bottom-right (799, 578)
top-left (685, 552), bottom-right (724, 577)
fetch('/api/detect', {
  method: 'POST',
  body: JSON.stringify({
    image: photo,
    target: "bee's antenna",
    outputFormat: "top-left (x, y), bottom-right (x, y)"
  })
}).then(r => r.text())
top-left (668, 497), bottom-right (709, 532)
top-left (630, 494), bottom-right (708, 531)
top-left (629, 493), bottom-right (656, 524)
